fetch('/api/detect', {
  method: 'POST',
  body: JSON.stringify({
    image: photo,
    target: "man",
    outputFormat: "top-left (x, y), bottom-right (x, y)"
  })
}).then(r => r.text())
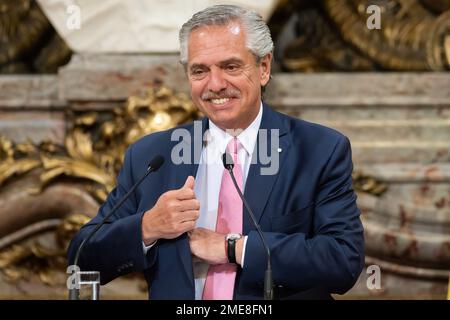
top-left (68, 5), bottom-right (364, 300)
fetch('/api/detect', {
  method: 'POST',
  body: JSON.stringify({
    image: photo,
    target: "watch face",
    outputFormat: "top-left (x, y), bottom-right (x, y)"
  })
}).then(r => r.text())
top-left (226, 233), bottom-right (242, 240)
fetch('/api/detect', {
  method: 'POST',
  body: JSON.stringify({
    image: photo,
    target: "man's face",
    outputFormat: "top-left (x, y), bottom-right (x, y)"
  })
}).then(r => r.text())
top-left (186, 22), bottom-right (272, 131)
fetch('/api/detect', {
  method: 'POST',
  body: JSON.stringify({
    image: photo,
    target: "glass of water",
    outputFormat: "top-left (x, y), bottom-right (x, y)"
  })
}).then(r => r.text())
top-left (77, 271), bottom-right (100, 300)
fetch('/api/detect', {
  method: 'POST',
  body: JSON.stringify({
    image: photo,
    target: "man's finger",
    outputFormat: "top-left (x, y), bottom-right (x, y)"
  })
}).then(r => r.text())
top-left (183, 175), bottom-right (195, 190)
top-left (176, 187), bottom-right (196, 200)
top-left (179, 210), bottom-right (200, 222)
top-left (179, 199), bottom-right (200, 211)
top-left (179, 220), bottom-right (196, 233)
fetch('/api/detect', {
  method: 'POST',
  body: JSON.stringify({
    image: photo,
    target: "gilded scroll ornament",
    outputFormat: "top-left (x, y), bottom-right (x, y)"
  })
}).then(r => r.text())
top-left (0, 0), bottom-right (71, 74)
top-left (353, 171), bottom-right (388, 196)
top-left (271, 0), bottom-right (450, 71)
top-left (0, 86), bottom-right (200, 286)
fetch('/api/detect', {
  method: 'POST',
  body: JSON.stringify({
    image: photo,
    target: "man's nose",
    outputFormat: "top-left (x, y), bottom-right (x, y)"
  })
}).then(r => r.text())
top-left (207, 68), bottom-right (227, 92)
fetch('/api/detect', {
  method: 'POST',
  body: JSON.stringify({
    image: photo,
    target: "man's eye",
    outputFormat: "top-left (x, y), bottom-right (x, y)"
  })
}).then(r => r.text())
top-left (190, 69), bottom-right (207, 79)
top-left (192, 69), bottom-right (204, 75)
top-left (226, 65), bottom-right (238, 71)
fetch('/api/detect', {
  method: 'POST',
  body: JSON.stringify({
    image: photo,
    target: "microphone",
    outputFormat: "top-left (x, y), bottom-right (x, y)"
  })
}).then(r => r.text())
top-left (222, 153), bottom-right (273, 300)
top-left (68, 155), bottom-right (165, 300)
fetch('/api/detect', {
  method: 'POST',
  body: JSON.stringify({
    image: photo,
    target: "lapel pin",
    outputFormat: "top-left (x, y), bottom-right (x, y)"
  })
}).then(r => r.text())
top-left (277, 148), bottom-right (282, 153)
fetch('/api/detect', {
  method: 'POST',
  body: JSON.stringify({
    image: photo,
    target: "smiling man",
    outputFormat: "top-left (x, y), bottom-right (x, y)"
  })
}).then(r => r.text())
top-left (185, 20), bottom-right (271, 131)
top-left (68, 5), bottom-right (365, 300)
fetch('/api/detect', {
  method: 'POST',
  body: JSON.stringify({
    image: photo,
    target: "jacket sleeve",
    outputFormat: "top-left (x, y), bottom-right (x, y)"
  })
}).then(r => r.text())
top-left (67, 145), bottom-right (158, 285)
top-left (240, 135), bottom-right (365, 294)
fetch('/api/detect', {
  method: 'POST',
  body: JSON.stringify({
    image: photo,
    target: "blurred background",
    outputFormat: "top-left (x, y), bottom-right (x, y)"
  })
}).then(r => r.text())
top-left (0, 0), bottom-right (449, 299)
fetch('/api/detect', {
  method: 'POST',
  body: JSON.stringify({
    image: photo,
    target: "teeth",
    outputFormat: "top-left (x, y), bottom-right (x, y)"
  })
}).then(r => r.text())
top-left (210, 98), bottom-right (230, 105)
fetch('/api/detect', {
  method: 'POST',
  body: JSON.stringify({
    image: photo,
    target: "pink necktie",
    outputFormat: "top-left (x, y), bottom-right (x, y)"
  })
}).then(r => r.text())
top-left (202, 137), bottom-right (243, 300)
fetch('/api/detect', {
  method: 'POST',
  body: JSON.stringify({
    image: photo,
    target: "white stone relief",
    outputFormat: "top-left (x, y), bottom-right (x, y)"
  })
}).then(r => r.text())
top-left (36, 0), bottom-right (277, 53)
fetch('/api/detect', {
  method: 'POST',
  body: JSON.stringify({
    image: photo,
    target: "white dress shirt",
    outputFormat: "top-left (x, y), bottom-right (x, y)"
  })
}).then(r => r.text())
top-left (144, 103), bottom-right (263, 300)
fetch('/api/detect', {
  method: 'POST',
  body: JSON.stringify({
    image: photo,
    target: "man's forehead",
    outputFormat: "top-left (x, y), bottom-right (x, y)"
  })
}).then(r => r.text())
top-left (190, 21), bottom-right (244, 38)
top-left (228, 23), bottom-right (242, 35)
top-left (187, 21), bottom-right (250, 66)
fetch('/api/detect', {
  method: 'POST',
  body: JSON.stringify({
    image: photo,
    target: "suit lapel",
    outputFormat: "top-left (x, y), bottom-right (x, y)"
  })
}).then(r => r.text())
top-left (169, 117), bottom-right (206, 189)
top-left (173, 117), bottom-right (208, 290)
top-left (243, 104), bottom-right (292, 233)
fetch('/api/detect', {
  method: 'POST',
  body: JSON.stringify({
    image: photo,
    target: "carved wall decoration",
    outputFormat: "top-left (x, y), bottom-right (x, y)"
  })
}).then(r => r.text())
top-left (0, 0), bottom-right (72, 74)
top-left (0, 86), bottom-right (200, 295)
top-left (0, 86), bottom-right (200, 203)
top-left (352, 171), bottom-right (388, 196)
top-left (0, 214), bottom-right (90, 285)
top-left (269, 0), bottom-right (450, 71)
top-left (3, 0), bottom-right (449, 74)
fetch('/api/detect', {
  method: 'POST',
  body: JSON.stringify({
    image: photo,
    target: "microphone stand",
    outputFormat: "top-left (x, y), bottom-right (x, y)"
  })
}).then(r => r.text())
top-left (68, 156), bottom-right (164, 300)
top-left (223, 153), bottom-right (273, 300)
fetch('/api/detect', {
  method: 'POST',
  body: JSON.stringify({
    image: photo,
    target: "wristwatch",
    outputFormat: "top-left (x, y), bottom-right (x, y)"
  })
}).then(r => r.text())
top-left (225, 233), bottom-right (242, 264)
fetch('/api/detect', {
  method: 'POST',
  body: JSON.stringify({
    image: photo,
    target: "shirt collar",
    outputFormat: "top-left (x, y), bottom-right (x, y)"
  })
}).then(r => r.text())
top-left (207, 102), bottom-right (263, 156)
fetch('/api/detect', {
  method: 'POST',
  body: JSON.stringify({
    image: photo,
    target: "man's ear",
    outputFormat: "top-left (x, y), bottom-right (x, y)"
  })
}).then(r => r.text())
top-left (259, 53), bottom-right (272, 87)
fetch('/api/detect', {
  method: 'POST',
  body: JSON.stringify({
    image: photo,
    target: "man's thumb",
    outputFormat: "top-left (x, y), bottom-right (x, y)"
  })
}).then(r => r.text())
top-left (183, 175), bottom-right (195, 190)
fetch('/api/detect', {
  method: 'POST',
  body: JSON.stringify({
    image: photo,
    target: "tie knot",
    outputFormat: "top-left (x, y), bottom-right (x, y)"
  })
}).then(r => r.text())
top-left (226, 137), bottom-right (241, 155)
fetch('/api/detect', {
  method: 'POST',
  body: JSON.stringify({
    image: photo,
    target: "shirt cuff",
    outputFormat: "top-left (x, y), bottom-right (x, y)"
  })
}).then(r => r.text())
top-left (142, 240), bottom-right (157, 255)
top-left (240, 235), bottom-right (248, 268)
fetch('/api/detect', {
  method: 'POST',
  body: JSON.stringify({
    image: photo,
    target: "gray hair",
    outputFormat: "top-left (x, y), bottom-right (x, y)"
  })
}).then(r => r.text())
top-left (179, 5), bottom-right (274, 67)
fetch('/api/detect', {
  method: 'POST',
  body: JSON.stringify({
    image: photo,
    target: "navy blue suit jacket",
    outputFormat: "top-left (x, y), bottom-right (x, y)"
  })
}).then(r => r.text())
top-left (68, 104), bottom-right (364, 299)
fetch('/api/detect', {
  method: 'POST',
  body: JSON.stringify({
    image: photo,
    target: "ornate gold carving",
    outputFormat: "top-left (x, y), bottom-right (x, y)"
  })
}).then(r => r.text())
top-left (420, 0), bottom-right (450, 13)
top-left (271, 0), bottom-right (450, 71)
top-left (0, 86), bottom-right (200, 202)
top-left (353, 171), bottom-right (388, 196)
top-left (0, 0), bottom-right (71, 73)
top-left (0, 86), bottom-right (200, 285)
top-left (0, 214), bottom-right (90, 285)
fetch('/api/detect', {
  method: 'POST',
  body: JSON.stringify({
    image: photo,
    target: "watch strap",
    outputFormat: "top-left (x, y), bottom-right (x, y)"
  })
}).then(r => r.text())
top-left (228, 237), bottom-right (237, 264)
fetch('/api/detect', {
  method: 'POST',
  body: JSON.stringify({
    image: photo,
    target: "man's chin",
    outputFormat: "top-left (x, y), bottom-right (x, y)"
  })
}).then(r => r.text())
top-left (208, 113), bottom-right (239, 130)
top-left (204, 107), bottom-right (235, 123)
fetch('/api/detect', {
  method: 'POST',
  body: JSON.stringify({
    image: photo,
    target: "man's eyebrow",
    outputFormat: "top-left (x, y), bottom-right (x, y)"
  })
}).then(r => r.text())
top-left (218, 58), bottom-right (244, 67)
top-left (189, 58), bottom-right (244, 71)
top-left (189, 63), bottom-right (208, 71)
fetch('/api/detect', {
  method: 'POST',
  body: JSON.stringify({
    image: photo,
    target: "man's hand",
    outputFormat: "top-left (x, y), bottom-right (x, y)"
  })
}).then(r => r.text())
top-left (188, 228), bottom-right (244, 266)
top-left (141, 176), bottom-right (199, 245)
